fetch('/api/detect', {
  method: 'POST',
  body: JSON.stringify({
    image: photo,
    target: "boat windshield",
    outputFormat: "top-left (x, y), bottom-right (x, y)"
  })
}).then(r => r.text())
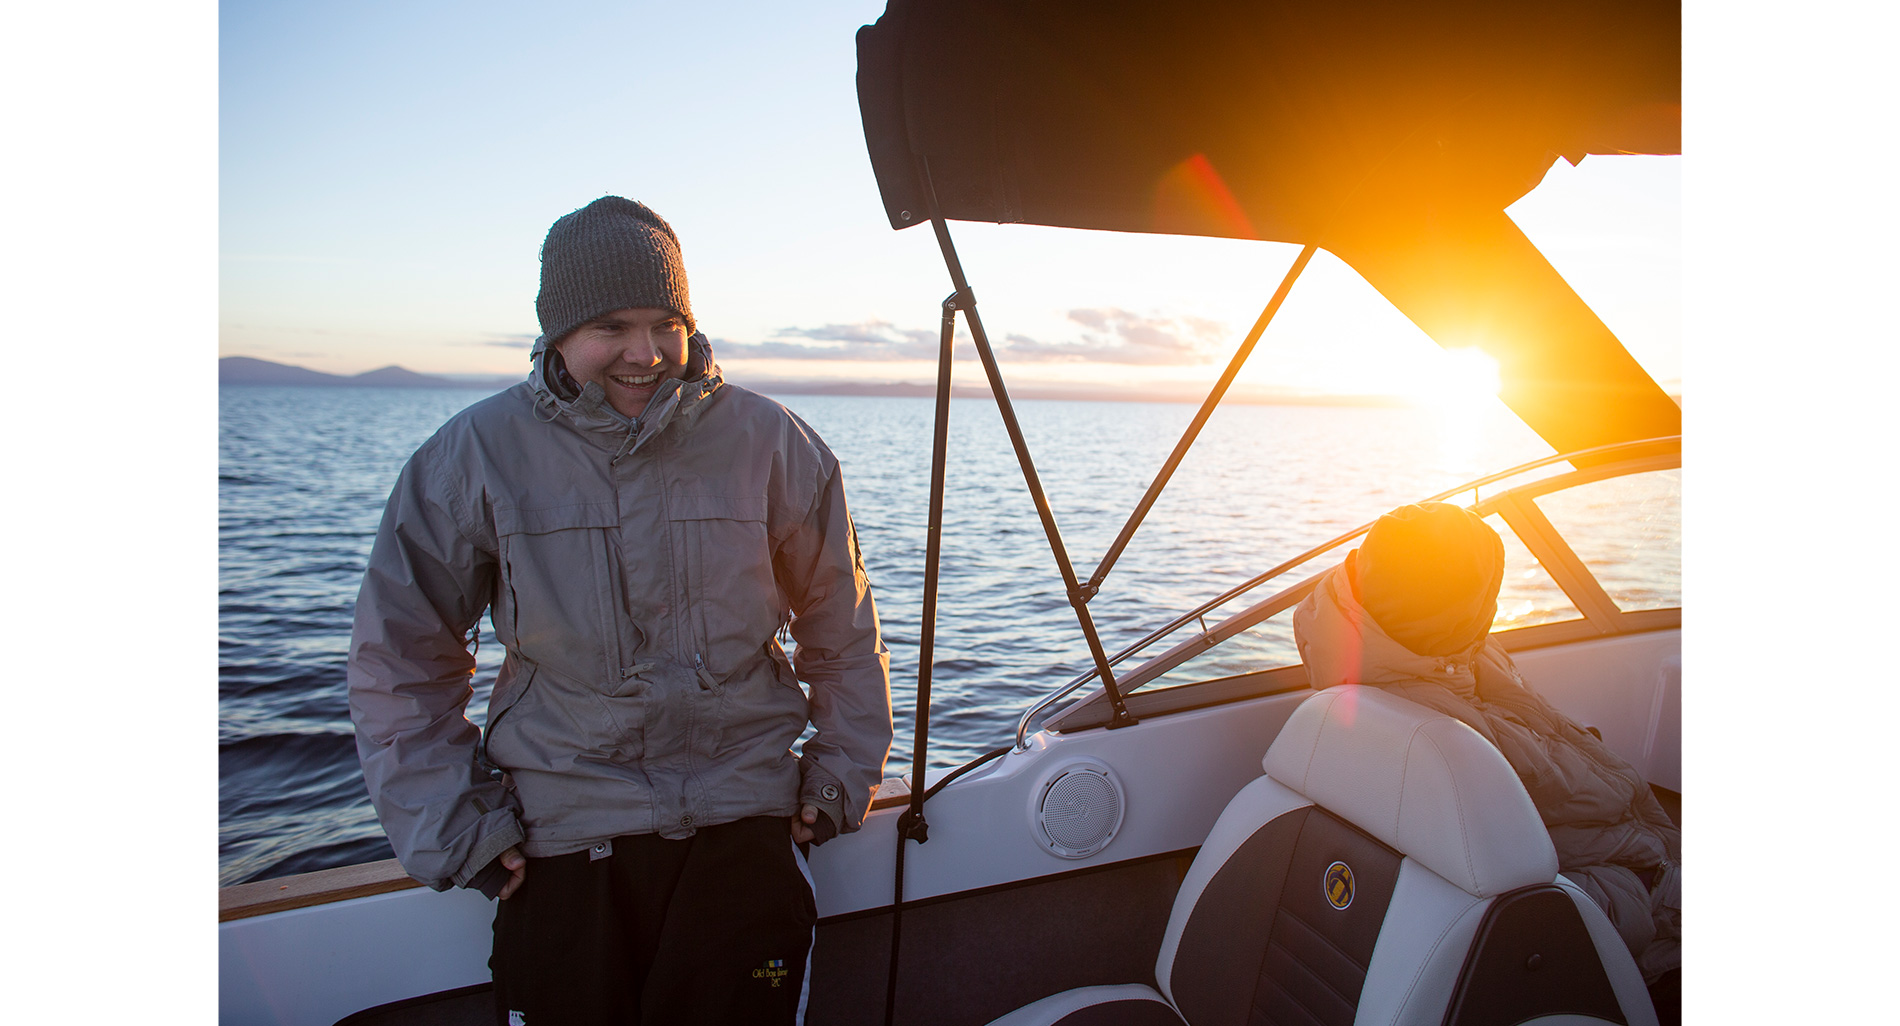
top-left (1029, 438), bottom-right (1679, 744)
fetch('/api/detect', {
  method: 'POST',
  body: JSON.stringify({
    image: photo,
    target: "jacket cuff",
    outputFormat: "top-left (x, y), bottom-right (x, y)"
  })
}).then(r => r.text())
top-left (465, 857), bottom-right (512, 899)
top-left (452, 816), bottom-right (525, 891)
top-left (797, 758), bottom-right (853, 835)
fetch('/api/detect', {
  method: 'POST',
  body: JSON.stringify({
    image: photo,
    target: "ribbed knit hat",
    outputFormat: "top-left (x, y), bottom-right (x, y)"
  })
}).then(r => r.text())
top-left (537, 197), bottom-right (693, 344)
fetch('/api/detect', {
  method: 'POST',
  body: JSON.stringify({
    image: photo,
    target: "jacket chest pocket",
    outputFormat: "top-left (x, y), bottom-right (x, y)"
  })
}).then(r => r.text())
top-left (493, 501), bottom-right (625, 677)
top-left (668, 494), bottom-right (780, 677)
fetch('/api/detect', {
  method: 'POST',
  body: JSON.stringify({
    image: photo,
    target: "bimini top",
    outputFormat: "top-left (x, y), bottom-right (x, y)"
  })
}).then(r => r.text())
top-left (855, 0), bottom-right (1681, 455)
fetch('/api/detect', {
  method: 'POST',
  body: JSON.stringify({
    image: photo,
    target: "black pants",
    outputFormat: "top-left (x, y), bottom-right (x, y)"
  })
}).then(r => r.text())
top-left (491, 816), bottom-right (816, 1026)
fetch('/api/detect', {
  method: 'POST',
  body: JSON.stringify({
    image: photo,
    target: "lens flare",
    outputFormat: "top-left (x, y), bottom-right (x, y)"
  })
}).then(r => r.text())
top-left (1431, 347), bottom-right (1502, 402)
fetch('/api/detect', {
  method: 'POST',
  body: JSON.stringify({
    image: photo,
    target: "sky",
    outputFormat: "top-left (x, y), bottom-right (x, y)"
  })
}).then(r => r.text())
top-left (218, 0), bottom-right (1680, 401)
top-left (8, 1), bottom-right (1900, 1021)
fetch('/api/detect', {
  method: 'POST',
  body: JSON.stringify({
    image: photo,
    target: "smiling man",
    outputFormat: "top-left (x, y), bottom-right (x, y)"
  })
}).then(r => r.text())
top-left (557, 307), bottom-right (691, 416)
top-left (347, 196), bottom-right (893, 1025)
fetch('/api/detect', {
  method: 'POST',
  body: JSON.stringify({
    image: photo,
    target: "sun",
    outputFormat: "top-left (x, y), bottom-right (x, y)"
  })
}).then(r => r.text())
top-left (1412, 347), bottom-right (1502, 408)
top-left (1405, 346), bottom-right (1506, 469)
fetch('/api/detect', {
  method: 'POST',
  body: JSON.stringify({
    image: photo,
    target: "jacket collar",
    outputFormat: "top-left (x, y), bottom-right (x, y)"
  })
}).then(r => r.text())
top-left (1292, 560), bottom-right (1482, 700)
top-left (527, 333), bottom-right (724, 452)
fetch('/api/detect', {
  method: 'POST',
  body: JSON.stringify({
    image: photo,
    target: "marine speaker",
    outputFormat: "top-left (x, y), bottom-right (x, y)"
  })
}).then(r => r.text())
top-left (1031, 758), bottom-right (1125, 859)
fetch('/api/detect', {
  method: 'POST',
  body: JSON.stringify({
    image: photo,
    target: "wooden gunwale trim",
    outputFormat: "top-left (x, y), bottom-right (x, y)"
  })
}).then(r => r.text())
top-left (869, 780), bottom-right (912, 811)
top-left (220, 858), bottom-right (422, 922)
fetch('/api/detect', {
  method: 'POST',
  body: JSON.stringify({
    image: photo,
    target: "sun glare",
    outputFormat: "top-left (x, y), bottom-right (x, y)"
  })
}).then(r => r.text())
top-left (1413, 347), bottom-right (1506, 470)
top-left (1417, 347), bottom-right (1502, 406)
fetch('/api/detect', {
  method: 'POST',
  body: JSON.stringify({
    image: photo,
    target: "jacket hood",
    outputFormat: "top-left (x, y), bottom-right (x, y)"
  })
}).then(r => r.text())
top-left (1355, 502), bottom-right (1503, 657)
top-left (527, 331), bottom-right (723, 437)
top-left (1293, 555), bottom-right (1483, 700)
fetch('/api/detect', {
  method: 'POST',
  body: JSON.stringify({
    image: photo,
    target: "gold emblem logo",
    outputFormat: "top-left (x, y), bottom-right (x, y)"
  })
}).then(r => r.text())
top-left (1324, 861), bottom-right (1354, 910)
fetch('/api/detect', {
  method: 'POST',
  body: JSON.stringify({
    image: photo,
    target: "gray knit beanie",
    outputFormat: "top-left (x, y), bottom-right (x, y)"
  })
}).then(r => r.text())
top-left (537, 197), bottom-right (693, 344)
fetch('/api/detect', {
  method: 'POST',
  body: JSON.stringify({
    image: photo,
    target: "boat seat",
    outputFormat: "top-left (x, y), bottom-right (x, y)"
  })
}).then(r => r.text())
top-left (984, 685), bottom-right (1658, 1026)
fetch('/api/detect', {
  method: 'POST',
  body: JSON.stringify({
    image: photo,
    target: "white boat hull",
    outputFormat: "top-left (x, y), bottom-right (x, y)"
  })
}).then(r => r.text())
top-left (220, 626), bottom-right (1677, 1025)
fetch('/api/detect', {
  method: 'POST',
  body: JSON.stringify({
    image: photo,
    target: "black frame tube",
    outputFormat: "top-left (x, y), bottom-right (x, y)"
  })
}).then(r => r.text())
top-left (920, 208), bottom-right (1138, 730)
top-left (1084, 244), bottom-right (1317, 595)
top-left (883, 289), bottom-right (960, 1026)
top-left (905, 290), bottom-right (959, 828)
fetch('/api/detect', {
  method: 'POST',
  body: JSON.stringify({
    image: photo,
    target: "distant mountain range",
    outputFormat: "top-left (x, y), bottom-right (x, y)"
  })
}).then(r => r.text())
top-left (220, 357), bottom-right (519, 390)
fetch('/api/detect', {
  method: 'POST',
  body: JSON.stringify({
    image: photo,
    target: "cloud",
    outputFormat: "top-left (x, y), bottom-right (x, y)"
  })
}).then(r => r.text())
top-left (1001, 308), bottom-right (1227, 365)
top-left (712, 320), bottom-right (941, 361)
top-left (776, 322), bottom-right (938, 348)
top-left (467, 334), bottom-right (537, 349)
top-left (715, 309), bottom-right (1228, 365)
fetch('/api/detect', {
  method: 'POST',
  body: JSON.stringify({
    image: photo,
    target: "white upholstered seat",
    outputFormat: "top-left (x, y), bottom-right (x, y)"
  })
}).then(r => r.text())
top-left (985, 686), bottom-right (1658, 1026)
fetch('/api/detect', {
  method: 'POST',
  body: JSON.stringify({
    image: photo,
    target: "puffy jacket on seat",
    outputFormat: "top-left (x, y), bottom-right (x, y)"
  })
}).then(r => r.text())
top-left (1293, 555), bottom-right (1680, 981)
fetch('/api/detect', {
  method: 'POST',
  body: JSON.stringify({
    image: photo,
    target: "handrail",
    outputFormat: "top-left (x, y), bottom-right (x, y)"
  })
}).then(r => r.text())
top-left (1011, 435), bottom-right (1679, 749)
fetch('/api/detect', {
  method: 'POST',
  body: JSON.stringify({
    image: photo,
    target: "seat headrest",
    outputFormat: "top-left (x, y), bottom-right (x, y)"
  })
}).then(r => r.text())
top-left (1262, 686), bottom-right (1557, 897)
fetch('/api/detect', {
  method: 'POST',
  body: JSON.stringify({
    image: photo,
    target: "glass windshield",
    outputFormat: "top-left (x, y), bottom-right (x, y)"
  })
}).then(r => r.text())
top-left (1533, 468), bottom-right (1681, 611)
top-left (1484, 512), bottom-right (1585, 630)
top-left (1134, 604), bottom-right (1302, 693)
top-left (1070, 457), bottom-right (1673, 711)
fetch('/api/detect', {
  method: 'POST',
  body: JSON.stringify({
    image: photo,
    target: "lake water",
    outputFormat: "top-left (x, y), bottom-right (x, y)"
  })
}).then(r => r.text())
top-left (219, 384), bottom-right (1673, 886)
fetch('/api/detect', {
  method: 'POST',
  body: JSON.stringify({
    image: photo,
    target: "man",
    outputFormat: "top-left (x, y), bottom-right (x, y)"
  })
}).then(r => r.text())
top-left (347, 196), bottom-right (893, 1025)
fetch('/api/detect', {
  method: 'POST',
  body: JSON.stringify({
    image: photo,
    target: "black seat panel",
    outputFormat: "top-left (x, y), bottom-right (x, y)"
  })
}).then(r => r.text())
top-left (1171, 805), bottom-right (1402, 1026)
top-left (1250, 809), bottom-right (1402, 1026)
top-left (1170, 809), bottom-right (1307, 1026)
top-left (1441, 885), bottom-right (1627, 1026)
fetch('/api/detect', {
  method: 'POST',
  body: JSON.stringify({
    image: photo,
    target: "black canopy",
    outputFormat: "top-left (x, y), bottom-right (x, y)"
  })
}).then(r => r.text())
top-left (856, 0), bottom-right (1681, 454)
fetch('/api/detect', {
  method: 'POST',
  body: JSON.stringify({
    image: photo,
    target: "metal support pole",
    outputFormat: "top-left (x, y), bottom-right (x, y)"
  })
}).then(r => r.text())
top-left (900, 288), bottom-right (960, 845)
top-left (883, 289), bottom-right (958, 1026)
top-left (1083, 244), bottom-right (1317, 596)
top-left (918, 170), bottom-right (1137, 730)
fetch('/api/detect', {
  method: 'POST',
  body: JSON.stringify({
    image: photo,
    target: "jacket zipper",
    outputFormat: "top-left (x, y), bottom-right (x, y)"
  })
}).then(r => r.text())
top-left (609, 418), bottom-right (643, 466)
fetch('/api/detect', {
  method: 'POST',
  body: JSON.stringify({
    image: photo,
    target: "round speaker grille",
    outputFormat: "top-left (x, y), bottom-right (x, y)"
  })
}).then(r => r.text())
top-left (1034, 761), bottom-right (1125, 858)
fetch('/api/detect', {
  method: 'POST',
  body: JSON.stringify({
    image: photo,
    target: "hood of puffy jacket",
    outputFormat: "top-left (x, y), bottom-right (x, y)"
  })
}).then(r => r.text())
top-left (1294, 544), bottom-right (1683, 911)
top-left (1354, 501), bottom-right (1503, 657)
top-left (526, 331), bottom-right (724, 450)
top-left (1293, 553), bottom-right (1483, 701)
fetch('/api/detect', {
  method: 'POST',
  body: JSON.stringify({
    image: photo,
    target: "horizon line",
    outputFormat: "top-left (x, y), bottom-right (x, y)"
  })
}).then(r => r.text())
top-left (217, 354), bottom-right (1683, 408)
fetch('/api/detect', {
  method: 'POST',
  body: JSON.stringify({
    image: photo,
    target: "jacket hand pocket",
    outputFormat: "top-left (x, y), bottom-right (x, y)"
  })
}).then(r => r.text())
top-left (668, 494), bottom-right (776, 676)
top-left (481, 663), bottom-right (539, 768)
top-left (493, 500), bottom-right (622, 677)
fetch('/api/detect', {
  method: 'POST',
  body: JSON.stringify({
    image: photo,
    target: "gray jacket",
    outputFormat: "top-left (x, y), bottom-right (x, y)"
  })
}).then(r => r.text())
top-left (348, 340), bottom-right (893, 891)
